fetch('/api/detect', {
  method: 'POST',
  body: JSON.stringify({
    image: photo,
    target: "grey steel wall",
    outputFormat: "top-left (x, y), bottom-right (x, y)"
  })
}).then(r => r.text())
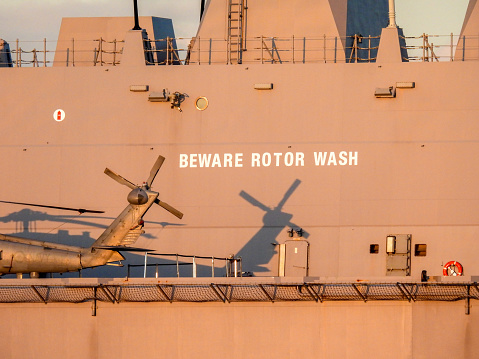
top-left (1, 299), bottom-right (478, 359)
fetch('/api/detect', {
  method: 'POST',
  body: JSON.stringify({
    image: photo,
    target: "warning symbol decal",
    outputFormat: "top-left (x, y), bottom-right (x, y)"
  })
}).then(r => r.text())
top-left (54, 109), bottom-right (65, 122)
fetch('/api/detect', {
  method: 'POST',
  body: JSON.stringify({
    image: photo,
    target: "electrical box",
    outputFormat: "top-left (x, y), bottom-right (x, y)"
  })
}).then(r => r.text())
top-left (386, 234), bottom-right (411, 276)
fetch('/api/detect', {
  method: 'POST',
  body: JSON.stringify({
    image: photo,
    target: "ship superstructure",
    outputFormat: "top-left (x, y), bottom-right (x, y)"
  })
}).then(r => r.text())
top-left (1, 1), bottom-right (479, 358)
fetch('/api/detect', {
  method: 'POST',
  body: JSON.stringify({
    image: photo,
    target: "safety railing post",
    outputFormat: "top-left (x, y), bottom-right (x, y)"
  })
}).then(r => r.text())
top-left (302, 37), bottom-right (306, 64)
top-left (323, 34), bottom-right (326, 63)
top-left (211, 257), bottom-right (215, 277)
top-left (261, 35), bottom-right (264, 64)
top-left (43, 38), bottom-right (47, 67)
top-left (72, 38), bottom-right (75, 66)
top-left (368, 35), bottom-right (371, 62)
top-left (166, 36), bottom-right (170, 65)
top-left (16, 39), bottom-right (19, 67)
top-left (113, 39), bottom-right (117, 66)
top-left (99, 37), bottom-right (103, 66)
top-left (422, 33), bottom-right (426, 62)
top-left (209, 38), bottom-right (212, 65)
top-left (292, 35), bottom-right (295, 64)
top-left (450, 33), bottom-right (454, 61)
top-left (198, 36), bottom-right (201, 65)
top-left (143, 252), bottom-right (148, 278)
top-left (176, 254), bottom-right (180, 277)
top-left (334, 37), bottom-right (337, 63)
top-left (193, 256), bottom-right (197, 278)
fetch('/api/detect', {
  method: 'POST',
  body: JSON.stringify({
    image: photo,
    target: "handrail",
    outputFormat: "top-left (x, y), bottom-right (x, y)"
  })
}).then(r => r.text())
top-left (126, 253), bottom-right (243, 279)
top-left (3, 34), bottom-right (479, 67)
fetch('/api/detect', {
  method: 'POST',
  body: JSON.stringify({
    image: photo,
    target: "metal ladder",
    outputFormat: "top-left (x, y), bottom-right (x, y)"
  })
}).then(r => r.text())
top-left (227, 0), bottom-right (245, 64)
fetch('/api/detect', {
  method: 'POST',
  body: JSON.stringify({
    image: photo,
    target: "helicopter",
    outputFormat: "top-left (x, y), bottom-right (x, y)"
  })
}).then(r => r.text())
top-left (0, 155), bottom-right (183, 278)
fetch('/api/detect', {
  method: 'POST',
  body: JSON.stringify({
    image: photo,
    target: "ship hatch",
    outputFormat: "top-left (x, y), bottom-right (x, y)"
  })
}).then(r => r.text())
top-left (278, 239), bottom-right (309, 277)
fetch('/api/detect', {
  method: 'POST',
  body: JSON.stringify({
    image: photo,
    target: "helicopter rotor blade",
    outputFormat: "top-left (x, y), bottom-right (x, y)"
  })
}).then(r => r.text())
top-left (146, 155), bottom-right (165, 188)
top-left (104, 168), bottom-right (137, 190)
top-left (154, 198), bottom-right (183, 219)
top-left (0, 200), bottom-right (104, 214)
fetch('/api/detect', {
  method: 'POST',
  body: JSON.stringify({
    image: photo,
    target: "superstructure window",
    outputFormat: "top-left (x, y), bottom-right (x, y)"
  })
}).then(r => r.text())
top-left (370, 244), bottom-right (379, 254)
top-left (415, 244), bottom-right (427, 257)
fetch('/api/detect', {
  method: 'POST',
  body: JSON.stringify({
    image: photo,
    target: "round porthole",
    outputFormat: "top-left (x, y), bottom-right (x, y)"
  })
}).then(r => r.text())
top-left (195, 97), bottom-right (209, 111)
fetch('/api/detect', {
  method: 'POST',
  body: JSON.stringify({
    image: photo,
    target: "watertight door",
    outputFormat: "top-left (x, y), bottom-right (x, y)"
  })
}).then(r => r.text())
top-left (284, 239), bottom-right (309, 277)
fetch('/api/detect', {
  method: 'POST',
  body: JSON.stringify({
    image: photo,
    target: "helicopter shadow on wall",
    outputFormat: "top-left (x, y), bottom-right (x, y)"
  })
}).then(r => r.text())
top-left (0, 208), bottom-right (182, 278)
top-left (237, 179), bottom-right (309, 273)
top-left (132, 179), bottom-right (310, 278)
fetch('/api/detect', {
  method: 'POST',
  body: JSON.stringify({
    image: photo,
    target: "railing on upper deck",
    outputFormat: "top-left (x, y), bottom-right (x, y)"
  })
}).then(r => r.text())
top-left (401, 33), bottom-right (479, 62)
top-left (153, 35), bottom-right (380, 65)
top-left (126, 253), bottom-right (244, 279)
top-left (2, 34), bottom-right (479, 67)
top-left (0, 38), bottom-right (124, 67)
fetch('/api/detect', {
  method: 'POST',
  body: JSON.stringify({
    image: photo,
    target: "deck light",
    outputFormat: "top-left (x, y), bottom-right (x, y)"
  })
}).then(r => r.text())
top-left (386, 235), bottom-right (396, 254)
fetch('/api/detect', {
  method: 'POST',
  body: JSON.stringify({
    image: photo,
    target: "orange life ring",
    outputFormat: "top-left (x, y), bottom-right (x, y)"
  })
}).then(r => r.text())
top-left (443, 261), bottom-right (463, 276)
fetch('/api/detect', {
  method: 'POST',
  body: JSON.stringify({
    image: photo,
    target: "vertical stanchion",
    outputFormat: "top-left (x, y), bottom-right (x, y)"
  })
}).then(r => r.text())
top-left (209, 38), bottom-right (212, 65)
top-left (261, 35), bottom-right (264, 64)
top-left (43, 38), bottom-right (47, 67)
top-left (193, 256), bottom-right (197, 278)
top-left (176, 254), bottom-right (180, 277)
top-left (292, 35), bottom-right (295, 64)
top-left (334, 37), bottom-right (337, 63)
top-left (166, 37), bottom-right (170, 65)
top-left (143, 252), bottom-right (148, 278)
top-left (72, 38), bottom-right (75, 66)
top-left (450, 33), bottom-right (454, 61)
top-left (198, 36), bottom-right (201, 65)
top-left (303, 37), bottom-right (306, 64)
top-left (323, 34), bottom-right (326, 63)
top-left (113, 39), bottom-right (117, 66)
top-left (100, 37), bottom-right (103, 66)
top-left (16, 39), bottom-right (19, 67)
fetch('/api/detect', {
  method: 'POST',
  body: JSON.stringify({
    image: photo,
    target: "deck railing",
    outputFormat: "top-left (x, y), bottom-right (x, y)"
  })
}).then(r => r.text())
top-left (400, 33), bottom-right (478, 62)
top-left (126, 253), bottom-right (243, 279)
top-left (2, 34), bottom-right (479, 67)
top-left (0, 280), bottom-right (477, 311)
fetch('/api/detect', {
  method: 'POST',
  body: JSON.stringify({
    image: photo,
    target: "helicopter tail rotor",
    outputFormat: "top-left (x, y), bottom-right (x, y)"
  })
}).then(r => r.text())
top-left (104, 155), bottom-right (183, 219)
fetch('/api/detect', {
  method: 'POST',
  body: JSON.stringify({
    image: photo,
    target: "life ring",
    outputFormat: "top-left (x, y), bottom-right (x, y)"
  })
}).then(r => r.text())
top-left (443, 261), bottom-right (463, 276)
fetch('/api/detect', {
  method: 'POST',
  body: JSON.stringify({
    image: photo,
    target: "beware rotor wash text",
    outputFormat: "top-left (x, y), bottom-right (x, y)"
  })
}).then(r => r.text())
top-left (179, 152), bottom-right (358, 168)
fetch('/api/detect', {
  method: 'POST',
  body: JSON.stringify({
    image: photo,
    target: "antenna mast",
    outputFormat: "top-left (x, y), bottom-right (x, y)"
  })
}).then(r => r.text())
top-left (387, 0), bottom-right (397, 28)
top-left (132, 0), bottom-right (141, 30)
top-left (200, 0), bottom-right (206, 20)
